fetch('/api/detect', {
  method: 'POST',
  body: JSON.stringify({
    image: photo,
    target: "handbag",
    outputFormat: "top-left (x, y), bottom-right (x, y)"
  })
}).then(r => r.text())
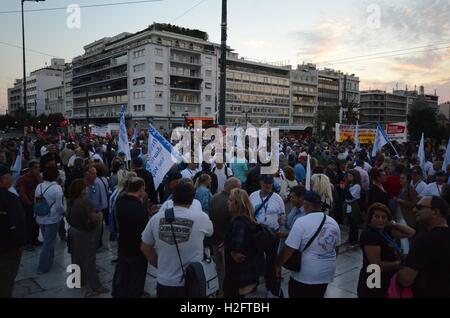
top-left (386, 274), bottom-right (413, 298)
top-left (283, 213), bottom-right (327, 272)
top-left (165, 208), bottom-right (219, 298)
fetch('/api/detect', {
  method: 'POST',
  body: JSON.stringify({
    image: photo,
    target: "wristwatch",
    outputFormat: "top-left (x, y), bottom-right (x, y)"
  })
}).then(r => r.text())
top-left (390, 220), bottom-right (397, 226)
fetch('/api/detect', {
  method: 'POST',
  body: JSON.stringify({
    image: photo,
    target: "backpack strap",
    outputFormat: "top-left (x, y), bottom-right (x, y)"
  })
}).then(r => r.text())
top-left (301, 213), bottom-right (327, 253)
top-left (38, 183), bottom-right (57, 209)
top-left (165, 208), bottom-right (186, 283)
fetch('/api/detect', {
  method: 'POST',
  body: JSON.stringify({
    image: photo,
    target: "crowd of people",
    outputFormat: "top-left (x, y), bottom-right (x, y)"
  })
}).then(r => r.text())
top-left (0, 132), bottom-right (449, 298)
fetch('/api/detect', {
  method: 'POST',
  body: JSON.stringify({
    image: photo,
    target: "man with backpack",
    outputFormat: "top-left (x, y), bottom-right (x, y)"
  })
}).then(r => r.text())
top-left (275, 191), bottom-right (341, 298)
top-left (140, 181), bottom-right (213, 298)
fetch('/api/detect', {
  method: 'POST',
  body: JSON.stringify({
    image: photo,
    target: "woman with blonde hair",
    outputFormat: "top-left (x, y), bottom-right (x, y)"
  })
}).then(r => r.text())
top-left (311, 173), bottom-right (333, 215)
top-left (279, 166), bottom-right (298, 213)
top-left (223, 188), bottom-right (259, 298)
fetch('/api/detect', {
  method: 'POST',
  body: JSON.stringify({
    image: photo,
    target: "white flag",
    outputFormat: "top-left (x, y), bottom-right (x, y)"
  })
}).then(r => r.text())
top-left (146, 124), bottom-right (182, 189)
top-left (11, 145), bottom-right (23, 182)
top-left (354, 124), bottom-right (361, 152)
top-left (442, 139), bottom-right (450, 171)
top-left (306, 155), bottom-right (311, 191)
top-left (371, 124), bottom-right (389, 157)
top-left (118, 105), bottom-right (131, 161)
top-left (418, 133), bottom-right (425, 173)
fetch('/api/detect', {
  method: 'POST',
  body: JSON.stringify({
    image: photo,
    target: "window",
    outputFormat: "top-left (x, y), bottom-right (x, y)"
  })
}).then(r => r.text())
top-left (155, 63), bottom-right (163, 71)
top-left (155, 90), bottom-right (163, 98)
top-left (155, 48), bottom-right (163, 56)
top-left (205, 70), bottom-right (212, 78)
top-left (133, 77), bottom-right (145, 86)
top-left (156, 104), bottom-right (163, 112)
top-left (133, 49), bottom-right (145, 58)
top-left (205, 95), bottom-right (212, 102)
top-left (205, 107), bottom-right (212, 114)
top-left (133, 64), bottom-right (145, 72)
top-left (205, 82), bottom-right (212, 89)
top-left (133, 91), bottom-right (144, 99)
top-left (205, 57), bottom-right (212, 65)
top-left (155, 77), bottom-right (163, 84)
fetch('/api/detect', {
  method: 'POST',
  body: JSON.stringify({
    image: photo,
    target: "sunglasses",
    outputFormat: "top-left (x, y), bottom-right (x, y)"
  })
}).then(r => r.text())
top-left (415, 204), bottom-right (433, 210)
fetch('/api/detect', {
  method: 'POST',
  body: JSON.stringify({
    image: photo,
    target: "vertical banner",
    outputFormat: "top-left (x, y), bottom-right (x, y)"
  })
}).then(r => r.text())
top-left (118, 105), bottom-right (131, 161)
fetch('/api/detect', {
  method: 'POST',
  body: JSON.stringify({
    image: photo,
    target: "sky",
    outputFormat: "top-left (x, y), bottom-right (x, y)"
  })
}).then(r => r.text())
top-left (1, 0), bottom-right (449, 114)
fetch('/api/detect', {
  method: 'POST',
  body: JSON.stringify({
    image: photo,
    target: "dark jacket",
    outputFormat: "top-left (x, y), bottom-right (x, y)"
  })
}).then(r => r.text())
top-left (209, 191), bottom-right (231, 245)
top-left (39, 152), bottom-right (62, 171)
top-left (64, 168), bottom-right (84, 198)
top-left (135, 168), bottom-right (158, 204)
top-left (246, 165), bottom-right (261, 194)
top-left (0, 189), bottom-right (26, 254)
top-left (115, 194), bottom-right (149, 257)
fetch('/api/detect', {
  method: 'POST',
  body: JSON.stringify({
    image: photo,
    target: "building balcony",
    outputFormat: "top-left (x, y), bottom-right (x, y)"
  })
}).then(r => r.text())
top-left (292, 101), bottom-right (317, 106)
top-left (73, 88), bottom-right (127, 99)
top-left (170, 57), bottom-right (201, 66)
top-left (170, 86), bottom-right (201, 92)
top-left (292, 90), bottom-right (317, 97)
top-left (292, 112), bottom-right (315, 117)
top-left (72, 60), bottom-right (127, 78)
top-left (170, 71), bottom-right (203, 80)
top-left (72, 73), bottom-right (127, 89)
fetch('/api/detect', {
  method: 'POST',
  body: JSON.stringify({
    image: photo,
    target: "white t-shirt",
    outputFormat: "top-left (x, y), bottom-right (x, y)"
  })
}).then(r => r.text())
top-left (159, 198), bottom-right (202, 213)
top-left (249, 190), bottom-right (285, 230)
top-left (40, 145), bottom-right (48, 156)
top-left (285, 212), bottom-right (341, 284)
top-left (141, 205), bottom-right (213, 287)
top-left (181, 168), bottom-right (199, 180)
top-left (213, 166), bottom-right (233, 193)
top-left (424, 161), bottom-right (435, 177)
top-left (411, 180), bottom-right (427, 197)
top-left (68, 155), bottom-right (82, 168)
top-left (420, 182), bottom-right (443, 197)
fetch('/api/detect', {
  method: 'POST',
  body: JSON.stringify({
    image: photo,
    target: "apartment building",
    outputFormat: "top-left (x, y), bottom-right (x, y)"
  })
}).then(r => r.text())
top-left (290, 63), bottom-right (318, 128)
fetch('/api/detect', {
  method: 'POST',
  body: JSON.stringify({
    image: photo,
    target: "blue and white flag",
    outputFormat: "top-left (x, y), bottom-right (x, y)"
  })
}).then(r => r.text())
top-left (371, 124), bottom-right (389, 157)
top-left (146, 124), bottom-right (182, 189)
top-left (305, 154), bottom-right (311, 191)
top-left (11, 145), bottom-right (23, 182)
top-left (118, 105), bottom-right (131, 161)
top-left (354, 124), bottom-right (361, 152)
top-left (442, 139), bottom-right (450, 171)
top-left (418, 133), bottom-right (425, 173)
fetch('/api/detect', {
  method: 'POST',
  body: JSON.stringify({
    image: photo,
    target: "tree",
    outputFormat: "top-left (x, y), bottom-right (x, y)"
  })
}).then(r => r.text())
top-left (407, 96), bottom-right (446, 142)
top-left (315, 106), bottom-right (339, 138)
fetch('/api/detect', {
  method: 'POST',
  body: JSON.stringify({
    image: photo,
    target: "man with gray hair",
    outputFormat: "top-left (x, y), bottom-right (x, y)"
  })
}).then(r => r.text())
top-left (209, 177), bottom-right (241, 297)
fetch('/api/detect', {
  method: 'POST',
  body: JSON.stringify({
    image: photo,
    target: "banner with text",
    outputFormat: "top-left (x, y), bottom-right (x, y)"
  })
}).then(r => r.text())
top-left (335, 124), bottom-right (376, 144)
top-left (386, 122), bottom-right (407, 143)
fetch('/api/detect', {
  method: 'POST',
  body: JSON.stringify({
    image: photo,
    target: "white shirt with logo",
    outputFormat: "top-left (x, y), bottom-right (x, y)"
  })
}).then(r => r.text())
top-left (141, 205), bottom-right (213, 287)
top-left (285, 212), bottom-right (341, 284)
top-left (249, 190), bottom-right (285, 230)
top-left (213, 166), bottom-right (233, 193)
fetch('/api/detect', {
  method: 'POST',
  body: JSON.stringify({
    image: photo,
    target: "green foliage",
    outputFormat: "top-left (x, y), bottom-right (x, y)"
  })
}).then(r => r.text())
top-left (0, 111), bottom-right (65, 130)
top-left (315, 106), bottom-right (339, 137)
top-left (407, 96), bottom-right (447, 141)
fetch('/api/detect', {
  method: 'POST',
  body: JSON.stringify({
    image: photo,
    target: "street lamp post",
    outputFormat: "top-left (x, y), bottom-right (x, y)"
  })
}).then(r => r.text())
top-left (22, 0), bottom-right (46, 115)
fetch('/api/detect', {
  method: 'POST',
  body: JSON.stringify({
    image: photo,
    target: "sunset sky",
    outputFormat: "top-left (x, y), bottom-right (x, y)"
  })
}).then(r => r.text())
top-left (1, 0), bottom-right (449, 113)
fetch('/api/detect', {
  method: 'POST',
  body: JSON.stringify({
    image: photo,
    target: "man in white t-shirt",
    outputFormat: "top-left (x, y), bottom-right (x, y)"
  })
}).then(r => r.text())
top-left (249, 174), bottom-right (285, 297)
top-left (212, 162), bottom-right (233, 193)
top-left (411, 166), bottom-right (427, 198)
top-left (421, 170), bottom-right (447, 197)
top-left (140, 181), bottom-right (213, 298)
top-left (275, 190), bottom-right (341, 298)
top-left (181, 162), bottom-right (199, 180)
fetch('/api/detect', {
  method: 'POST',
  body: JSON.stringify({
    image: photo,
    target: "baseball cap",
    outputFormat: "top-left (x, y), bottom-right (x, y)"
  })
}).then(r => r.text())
top-left (304, 191), bottom-right (322, 204)
top-left (0, 165), bottom-right (11, 177)
top-left (260, 174), bottom-right (274, 184)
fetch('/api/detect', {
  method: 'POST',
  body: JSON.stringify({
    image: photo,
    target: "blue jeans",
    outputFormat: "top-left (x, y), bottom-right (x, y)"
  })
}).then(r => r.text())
top-left (38, 223), bottom-right (59, 273)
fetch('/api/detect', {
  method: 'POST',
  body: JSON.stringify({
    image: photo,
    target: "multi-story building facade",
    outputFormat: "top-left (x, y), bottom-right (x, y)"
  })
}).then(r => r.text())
top-left (7, 58), bottom-right (65, 116)
top-left (439, 101), bottom-right (450, 120)
top-left (359, 90), bottom-right (408, 125)
top-left (290, 63), bottom-right (318, 128)
top-left (318, 68), bottom-right (340, 110)
top-left (63, 64), bottom-right (73, 119)
top-left (7, 79), bottom-right (22, 114)
top-left (44, 86), bottom-right (64, 114)
top-left (69, 24), bottom-right (218, 131)
top-left (224, 53), bottom-right (291, 126)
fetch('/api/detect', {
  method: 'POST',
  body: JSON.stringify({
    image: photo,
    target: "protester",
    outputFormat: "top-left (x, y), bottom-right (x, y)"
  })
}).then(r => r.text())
top-left (35, 167), bottom-right (64, 274)
top-left (195, 174), bottom-right (212, 214)
top-left (84, 165), bottom-right (104, 249)
top-left (212, 162), bottom-right (233, 193)
top-left (223, 188), bottom-right (259, 297)
top-left (357, 203), bottom-right (415, 298)
top-left (275, 191), bottom-right (341, 298)
top-left (395, 171), bottom-right (419, 229)
top-left (368, 168), bottom-right (389, 208)
top-left (140, 181), bottom-right (213, 298)
top-left (343, 170), bottom-right (362, 246)
top-left (66, 179), bottom-right (109, 297)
